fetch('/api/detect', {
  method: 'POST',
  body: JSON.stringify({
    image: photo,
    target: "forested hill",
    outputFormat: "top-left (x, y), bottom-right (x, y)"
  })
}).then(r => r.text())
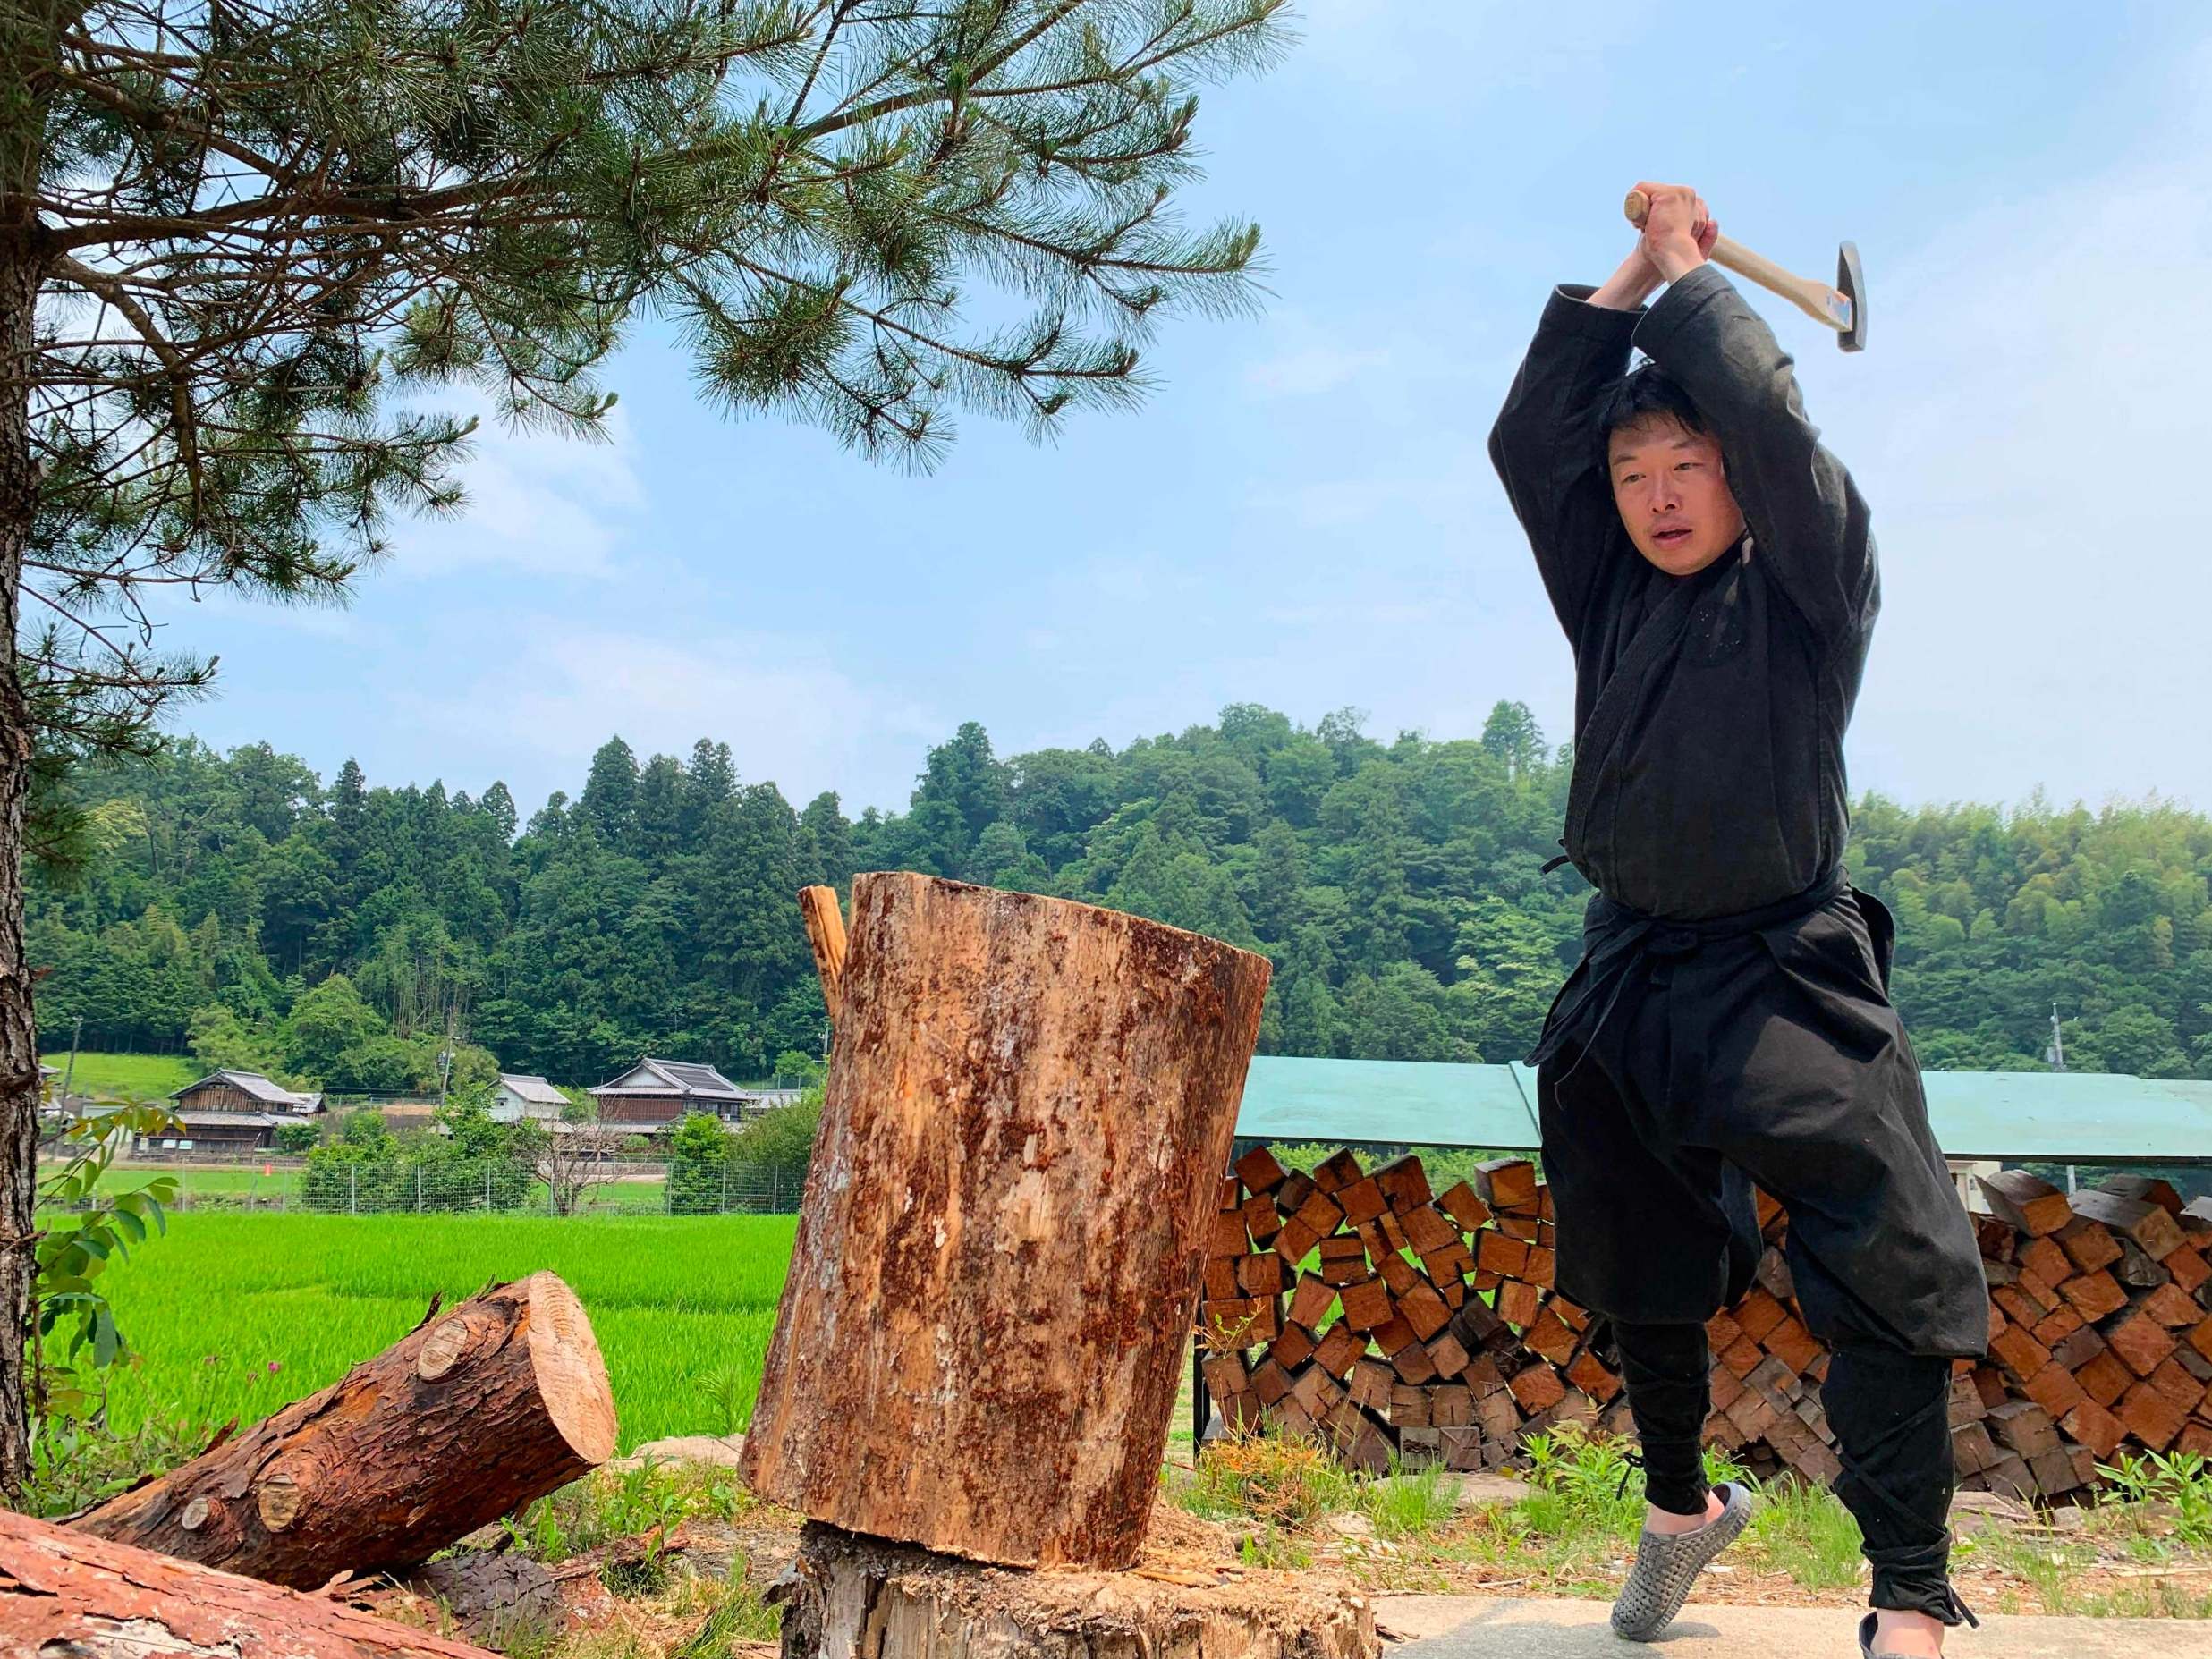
top-left (26, 702), bottom-right (2212, 1092)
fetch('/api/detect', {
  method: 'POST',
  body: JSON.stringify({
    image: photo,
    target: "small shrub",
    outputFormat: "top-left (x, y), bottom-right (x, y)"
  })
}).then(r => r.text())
top-left (1178, 1429), bottom-right (1355, 1529)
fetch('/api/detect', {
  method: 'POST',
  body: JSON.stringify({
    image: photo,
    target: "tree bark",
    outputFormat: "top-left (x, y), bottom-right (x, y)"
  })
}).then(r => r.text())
top-left (0, 182), bottom-right (53, 1497)
top-left (775, 1522), bottom-right (1377, 1659)
top-left (74, 1271), bottom-right (617, 1587)
top-left (742, 874), bottom-right (1271, 1570)
top-left (0, 1503), bottom-right (502, 1658)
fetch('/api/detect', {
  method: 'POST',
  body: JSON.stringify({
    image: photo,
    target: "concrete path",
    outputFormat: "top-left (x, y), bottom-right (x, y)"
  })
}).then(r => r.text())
top-left (1373, 1595), bottom-right (2207, 1658)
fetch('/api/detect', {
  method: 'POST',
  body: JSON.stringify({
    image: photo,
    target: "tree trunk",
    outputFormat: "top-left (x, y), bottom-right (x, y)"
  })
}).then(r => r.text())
top-left (0, 1504), bottom-right (501, 1658)
top-left (742, 874), bottom-right (1271, 1570)
top-left (74, 1271), bottom-right (617, 1587)
top-left (775, 1522), bottom-right (1377, 1659)
top-left (0, 207), bottom-right (51, 1497)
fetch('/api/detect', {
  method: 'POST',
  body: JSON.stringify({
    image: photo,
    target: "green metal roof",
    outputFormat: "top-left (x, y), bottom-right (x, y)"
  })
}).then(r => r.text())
top-left (1233, 1055), bottom-right (2212, 1165)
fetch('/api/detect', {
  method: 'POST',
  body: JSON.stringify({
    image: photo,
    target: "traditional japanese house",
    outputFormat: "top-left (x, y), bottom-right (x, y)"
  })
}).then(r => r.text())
top-left (588, 1057), bottom-right (771, 1134)
top-left (149, 1068), bottom-right (323, 1153)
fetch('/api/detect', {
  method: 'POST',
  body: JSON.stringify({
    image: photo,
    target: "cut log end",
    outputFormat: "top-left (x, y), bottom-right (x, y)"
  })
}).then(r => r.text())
top-left (73, 1271), bottom-right (617, 1588)
top-left (526, 1271), bottom-right (619, 1466)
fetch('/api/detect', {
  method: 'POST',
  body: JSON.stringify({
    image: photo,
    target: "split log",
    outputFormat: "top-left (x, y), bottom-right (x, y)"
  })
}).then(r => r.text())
top-left (0, 1505), bottom-right (497, 1657)
top-left (774, 1522), bottom-right (1376, 1659)
top-left (75, 1273), bottom-right (615, 1588)
top-left (743, 874), bottom-right (1271, 1570)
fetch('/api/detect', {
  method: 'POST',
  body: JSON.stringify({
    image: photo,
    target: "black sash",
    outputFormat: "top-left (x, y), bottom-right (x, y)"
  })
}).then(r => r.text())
top-left (1527, 865), bottom-right (1851, 1071)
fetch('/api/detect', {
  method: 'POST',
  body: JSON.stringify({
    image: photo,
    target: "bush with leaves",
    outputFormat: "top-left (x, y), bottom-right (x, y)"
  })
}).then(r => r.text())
top-left (727, 1088), bottom-right (824, 1206)
top-left (666, 1113), bottom-right (733, 1215)
top-left (271, 1121), bottom-right (320, 1155)
top-left (30, 1103), bottom-right (179, 1421)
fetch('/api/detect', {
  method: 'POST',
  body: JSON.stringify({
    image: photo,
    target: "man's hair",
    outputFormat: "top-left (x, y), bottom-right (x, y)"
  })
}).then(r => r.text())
top-left (1595, 360), bottom-right (1708, 473)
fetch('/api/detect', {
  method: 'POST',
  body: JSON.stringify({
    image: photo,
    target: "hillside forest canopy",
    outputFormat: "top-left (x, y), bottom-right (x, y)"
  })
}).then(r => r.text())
top-left (27, 701), bottom-right (2212, 1092)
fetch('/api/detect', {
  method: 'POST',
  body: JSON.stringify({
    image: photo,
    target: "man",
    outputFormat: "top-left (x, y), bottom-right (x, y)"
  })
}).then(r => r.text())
top-left (1487, 183), bottom-right (1989, 1659)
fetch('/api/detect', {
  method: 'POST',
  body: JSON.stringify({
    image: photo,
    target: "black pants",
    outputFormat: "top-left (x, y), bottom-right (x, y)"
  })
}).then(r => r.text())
top-left (1610, 1320), bottom-right (1965, 1623)
top-left (1536, 887), bottom-right (1985, 1624)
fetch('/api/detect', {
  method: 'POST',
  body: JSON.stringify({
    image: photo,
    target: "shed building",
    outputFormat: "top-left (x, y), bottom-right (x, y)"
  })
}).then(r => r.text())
top-left (490, 1073), bottom-right (571, 1124)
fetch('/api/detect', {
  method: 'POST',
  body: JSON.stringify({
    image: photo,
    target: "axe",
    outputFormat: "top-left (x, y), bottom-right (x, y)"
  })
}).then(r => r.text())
top-left (1623, 190), bottom-right (1866, 352)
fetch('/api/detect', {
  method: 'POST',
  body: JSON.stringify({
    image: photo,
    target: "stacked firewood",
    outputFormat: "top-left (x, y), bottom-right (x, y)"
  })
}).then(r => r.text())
top-left (1199, 1147), bottom-right (2212, 1500)
top-left (1200, 1145), bottom-right (1622, 1476)
top-left (1958, 1171), bottom-right (2212, 1500)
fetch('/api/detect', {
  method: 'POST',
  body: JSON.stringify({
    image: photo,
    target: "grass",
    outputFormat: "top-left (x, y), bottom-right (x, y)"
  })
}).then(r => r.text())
top-left (82, 1211), bottom-right (798, 1458)
top-left (1170, 1424), bottom-right (1885, 1603)
top-left (42, 1050), bottom-right (198, 1102)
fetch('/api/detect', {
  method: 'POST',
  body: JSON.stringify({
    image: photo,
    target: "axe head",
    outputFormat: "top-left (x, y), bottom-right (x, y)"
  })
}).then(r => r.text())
top-left (1836, 241), bottom-right (1867, 352)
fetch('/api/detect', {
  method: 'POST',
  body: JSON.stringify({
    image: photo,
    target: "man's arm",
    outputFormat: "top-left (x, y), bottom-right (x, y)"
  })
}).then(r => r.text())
top-left (1486, 252), bottom-right (1652, 640)
top-left (1631, 195), bottom-right (1876, 648)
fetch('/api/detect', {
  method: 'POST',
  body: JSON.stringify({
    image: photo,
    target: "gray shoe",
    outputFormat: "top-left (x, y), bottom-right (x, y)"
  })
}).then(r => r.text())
top-left (1610, 1482), bottom-right (1754, 1642)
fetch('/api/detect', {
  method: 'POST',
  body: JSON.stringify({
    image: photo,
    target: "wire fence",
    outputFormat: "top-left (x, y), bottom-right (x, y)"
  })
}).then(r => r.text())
top-left (84, 1158), bottom-right (803, 1216)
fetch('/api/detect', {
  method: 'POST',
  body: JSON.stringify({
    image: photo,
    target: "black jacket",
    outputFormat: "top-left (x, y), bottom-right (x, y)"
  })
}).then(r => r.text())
top-left (1488, 263), bottom-right (1877, 921)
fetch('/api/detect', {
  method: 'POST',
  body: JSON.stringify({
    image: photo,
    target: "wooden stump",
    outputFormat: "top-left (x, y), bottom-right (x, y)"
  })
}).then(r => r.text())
top-left (0, 1504), bottom-right (498, 1657)
top-left (743, 874), bottom-right (1272, 1570)
top-left (75, 1272), bottom-right (616, 1587)
top-left (775, 1523), bottom-right (1377, 1659)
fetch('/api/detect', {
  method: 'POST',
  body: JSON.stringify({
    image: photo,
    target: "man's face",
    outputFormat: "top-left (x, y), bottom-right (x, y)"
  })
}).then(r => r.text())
top-left (1607, 416), bottom-right (1746, 576)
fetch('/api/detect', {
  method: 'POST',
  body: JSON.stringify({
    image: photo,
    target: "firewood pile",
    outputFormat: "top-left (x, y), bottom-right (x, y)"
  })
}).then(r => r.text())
top-left (1200, 1148), bottom-right (2212, 1501)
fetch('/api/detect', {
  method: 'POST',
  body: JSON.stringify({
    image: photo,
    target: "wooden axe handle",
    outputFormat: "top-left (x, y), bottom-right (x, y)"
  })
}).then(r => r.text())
top-left (799, 885), bottom-right (848, 1021)
top-left (1623, 190), bottom-right (1851, 335)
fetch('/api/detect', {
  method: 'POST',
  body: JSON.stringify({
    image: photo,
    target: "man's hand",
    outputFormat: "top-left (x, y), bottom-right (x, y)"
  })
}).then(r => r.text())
top-left (1632, 182), bottom-right (1720, 283)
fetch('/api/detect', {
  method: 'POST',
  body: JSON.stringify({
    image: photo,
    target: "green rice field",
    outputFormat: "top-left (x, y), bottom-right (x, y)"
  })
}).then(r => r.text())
top-left (91, 1213), bottom-right (797, 1452)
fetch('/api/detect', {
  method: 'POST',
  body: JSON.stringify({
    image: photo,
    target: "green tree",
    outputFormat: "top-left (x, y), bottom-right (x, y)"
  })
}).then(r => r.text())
top-left (185, 1003), bottom-right (288, 1080)
top-left (282, 974), bottom-right (386, 1083)
top-left (728, 1090), bottom-right (825, 1208)
top-left (666, 1113), bottom-right (732, 1215)
top-left (1, 0), bottom-right (1287, 1489)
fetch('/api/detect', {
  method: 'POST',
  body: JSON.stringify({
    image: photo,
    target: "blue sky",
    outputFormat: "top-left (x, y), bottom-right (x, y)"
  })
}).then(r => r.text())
top-left (161, 2), bottom-right (2212, 819)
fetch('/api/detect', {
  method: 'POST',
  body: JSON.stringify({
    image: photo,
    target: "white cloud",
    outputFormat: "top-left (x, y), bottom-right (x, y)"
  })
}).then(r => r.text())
top-left (389, 394), bottom-right (644, 580)
top-left (394, 621), bottom-right (942, 812)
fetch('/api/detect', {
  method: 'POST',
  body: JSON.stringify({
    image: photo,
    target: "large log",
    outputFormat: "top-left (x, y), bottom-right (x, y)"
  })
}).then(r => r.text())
top-left (743, 874), bottom-right (1271, 1570)
top-left (0, 1505), bottom-right (498, 1657)
top-left (774, 1522), bottom-right (1376, 1659)
top-left (75, 1272), bottom-right (615, 1587)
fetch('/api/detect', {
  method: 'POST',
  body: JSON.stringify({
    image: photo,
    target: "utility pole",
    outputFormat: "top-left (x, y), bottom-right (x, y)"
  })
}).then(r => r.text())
top-left (436, 1009), bottom-right (457, 1108)
top-left (59, 1014), bottom-right (83, 1105)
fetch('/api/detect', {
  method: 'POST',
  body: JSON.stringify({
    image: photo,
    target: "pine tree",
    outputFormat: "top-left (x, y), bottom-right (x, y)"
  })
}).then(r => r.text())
top-left (0, 0), bottom-right (1288, 1486)
top-left (580, 737), bottom-right (641, 849)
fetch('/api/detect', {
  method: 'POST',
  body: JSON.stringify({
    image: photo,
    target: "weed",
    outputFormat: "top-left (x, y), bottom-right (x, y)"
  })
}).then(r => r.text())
top-left (483, 1604), bottom-right (568, 1659)
top-left (1361, 1460), bottom-right (1457, 1540)
top-left (1977, 1528), bottom-right (2093, 1613)
top-left (2073, 1579), bottom-right (2212, 1620)
top-left (1741, 1477), bottom-right (1862, 1591)
top-left (1520, 1427), bottom-right (1643, 1540)
top-left (1178, 1428), bottom-right (1355, 1529)
top-left (1236, 1527), bottom-right (1314, 1570)
top-left (695, 1360), bottom-right (752, 1439)
top-left (2098, 1450), bottom-right (2212, 1548)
